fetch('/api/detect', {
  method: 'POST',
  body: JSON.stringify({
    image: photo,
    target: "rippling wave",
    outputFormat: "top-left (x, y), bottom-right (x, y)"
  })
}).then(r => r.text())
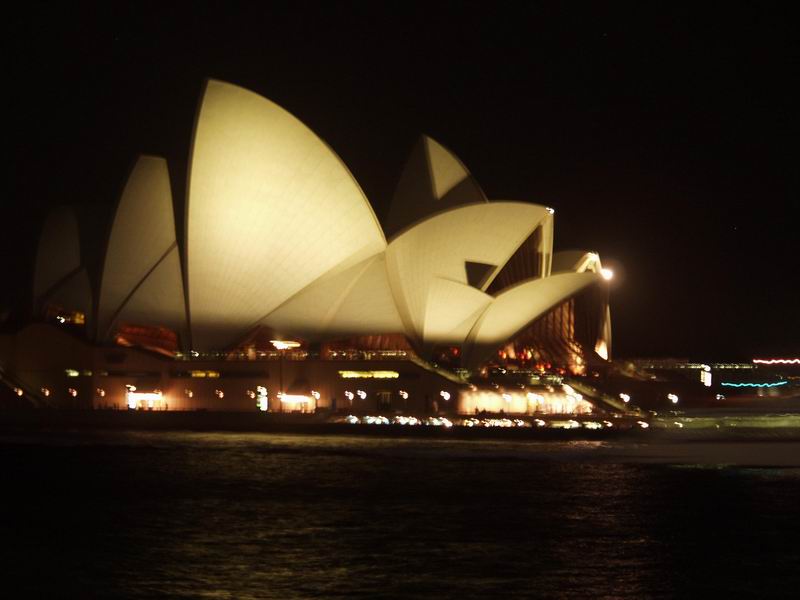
top-left (1, 432), bottom-right (798, 597)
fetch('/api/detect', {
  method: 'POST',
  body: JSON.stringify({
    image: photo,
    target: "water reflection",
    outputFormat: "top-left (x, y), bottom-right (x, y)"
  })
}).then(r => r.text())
top-left (1, 432), bottom-right (798, 597)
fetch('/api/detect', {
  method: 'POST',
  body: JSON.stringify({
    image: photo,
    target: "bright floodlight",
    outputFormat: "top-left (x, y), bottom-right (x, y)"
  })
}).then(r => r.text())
top-left (600, 268), bottom-right (614, 281)
top-left (270, 340), bottom-right (300, 350)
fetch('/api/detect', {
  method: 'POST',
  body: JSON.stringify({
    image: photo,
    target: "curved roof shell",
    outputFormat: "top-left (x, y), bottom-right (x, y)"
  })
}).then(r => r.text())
top-left (96, 156), bottom-right (186, 341)
top-left (33, 206), bottom-right (93, 325)
top-left (33, 206), bottom-right (82, 306)
top-left (386, 136), bottom-right (487, 239)
top-left (552, 250), bottom-right (603, 274)
top-left (260, 254), bottom-right (404, 341)
top-left (186, 80), bottom-right (386, 349)
top-left (385, 202), bottom-right (551, 347)
top-left (464, 271), bottom-right (601, 368)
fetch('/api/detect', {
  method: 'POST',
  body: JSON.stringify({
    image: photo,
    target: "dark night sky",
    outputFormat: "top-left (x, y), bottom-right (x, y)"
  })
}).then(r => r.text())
top-left (4, 3), bottom-right (798, 360)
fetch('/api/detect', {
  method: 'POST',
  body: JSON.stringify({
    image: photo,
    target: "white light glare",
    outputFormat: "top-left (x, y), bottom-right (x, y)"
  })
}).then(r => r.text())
top-left (600, 268), bottom-right (614, 281)
top-left (270, 340), bottom-right (300, 350)
top-left (619, 393), bottom-right (631, 403)
top-left (439, 390), bottom-right (451, 401)
top-left (667, 393), bottom-right (679, 404)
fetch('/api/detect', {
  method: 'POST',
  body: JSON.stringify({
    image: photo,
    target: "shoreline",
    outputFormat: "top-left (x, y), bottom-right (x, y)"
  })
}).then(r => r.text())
top-left (2, 409), bottom-right (800, 442)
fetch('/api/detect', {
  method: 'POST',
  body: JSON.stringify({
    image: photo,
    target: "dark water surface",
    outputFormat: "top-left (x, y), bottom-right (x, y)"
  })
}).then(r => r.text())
top-left (2, 432), bottom-right (799, 598)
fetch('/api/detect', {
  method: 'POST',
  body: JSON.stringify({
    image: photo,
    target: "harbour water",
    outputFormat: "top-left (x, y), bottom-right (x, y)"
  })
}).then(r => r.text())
top-left (2, 431), bottom-right (799, 598)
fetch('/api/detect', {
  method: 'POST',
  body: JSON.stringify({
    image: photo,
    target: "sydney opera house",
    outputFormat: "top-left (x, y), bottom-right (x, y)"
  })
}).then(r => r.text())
top-left (1, 80), bottom-right (617, 415)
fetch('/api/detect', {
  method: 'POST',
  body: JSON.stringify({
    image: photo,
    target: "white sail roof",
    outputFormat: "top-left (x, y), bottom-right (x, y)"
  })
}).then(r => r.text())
top-left (33, 206), bottom-right (82, 305)
top-left (262, 254), bottom-right (404, 340)
top-left (96, 156), bottom-right (186, 340)
top-left (552, 250), bottom-right (603, 274)
top-left (186, 79), bottom-right (386, 349)
top-left (385, 201), bottom-right (550, 346)
top-left (385, 135), bottom-right (487, 238)
top-left (464, 271), bottom-right (601, 367)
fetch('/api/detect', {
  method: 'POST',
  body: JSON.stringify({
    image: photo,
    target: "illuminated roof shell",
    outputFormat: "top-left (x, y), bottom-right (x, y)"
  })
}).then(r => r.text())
top-left (385, 202), bottom-right (551, 347)
top-left (186, 80), bottom-right (386, 349)
top-left (96, 156), bottom-right (187, 341)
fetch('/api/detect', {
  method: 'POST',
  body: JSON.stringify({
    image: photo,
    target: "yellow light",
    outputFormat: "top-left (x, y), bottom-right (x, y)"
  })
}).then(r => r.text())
top-left (338, 370), bottom-right (399, 379)
top-left (65, 369), bottom-right (80, 377)
top-left (270, 340), bottom-right (301, 350)
top-left (190, 370), bottom-right (220, 378)
top-left (127, 390), bottom-right (163, 410)
top-left (280, 393), bottom-right (310, 404)
top-left (595, 339), bottom-right (609, 360)
top-left (600, 268), bottom-right (614, 281)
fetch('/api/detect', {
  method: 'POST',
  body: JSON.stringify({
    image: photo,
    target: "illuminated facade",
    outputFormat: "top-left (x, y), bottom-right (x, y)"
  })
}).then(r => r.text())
top-left (2, 79), bottom-right (614, 413)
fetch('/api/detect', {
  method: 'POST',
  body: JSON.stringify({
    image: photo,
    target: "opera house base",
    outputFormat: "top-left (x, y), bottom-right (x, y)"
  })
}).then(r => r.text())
top-left (2, 323), bottom-right (633, 423)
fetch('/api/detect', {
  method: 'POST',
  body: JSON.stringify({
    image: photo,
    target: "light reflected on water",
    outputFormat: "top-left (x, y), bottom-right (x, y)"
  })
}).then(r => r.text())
top-left (1, 432), bottom-right (799, 597)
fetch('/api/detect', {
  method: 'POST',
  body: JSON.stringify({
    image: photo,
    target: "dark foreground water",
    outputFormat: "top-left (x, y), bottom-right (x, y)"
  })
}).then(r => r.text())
top-left (2, 432), bottom-right (799, 598)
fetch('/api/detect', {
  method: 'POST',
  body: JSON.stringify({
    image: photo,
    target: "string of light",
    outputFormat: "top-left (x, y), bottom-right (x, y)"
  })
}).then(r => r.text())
top-left (752, 358), bottom-right (800, 365)
top-left (720, 381), bottom-right (788, 388)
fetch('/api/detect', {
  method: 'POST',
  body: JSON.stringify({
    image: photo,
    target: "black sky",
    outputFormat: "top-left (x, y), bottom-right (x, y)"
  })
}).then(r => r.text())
top-left (5, 2), bottom-right (798, 360)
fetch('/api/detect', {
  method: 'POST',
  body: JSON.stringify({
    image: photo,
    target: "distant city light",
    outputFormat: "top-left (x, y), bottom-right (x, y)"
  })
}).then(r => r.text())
top-left (356, 390), bottom-right (367, 399)
top-left (720, 381), bottom-right (788, 388)
top-left (700, 366), bottom-right (712, 387)
top-left (439, 390), bottom-right (451, 401)
top-left (752, 358), bottom-right (800, 365)
top-left (619, 393), bottom-right (631, 403)
top-left (667, 393), bottom-right (679, 404)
